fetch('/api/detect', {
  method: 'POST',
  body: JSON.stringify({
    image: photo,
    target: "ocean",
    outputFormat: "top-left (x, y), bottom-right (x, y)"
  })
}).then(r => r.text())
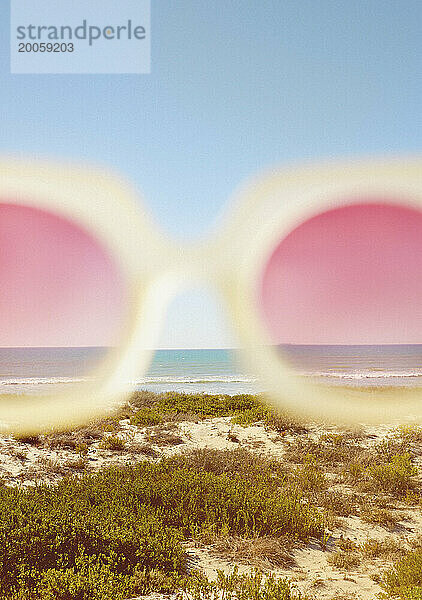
top-left (0, 345), bottom-right (422, 395)
top-left (0, 347), bottom-right (257, 395)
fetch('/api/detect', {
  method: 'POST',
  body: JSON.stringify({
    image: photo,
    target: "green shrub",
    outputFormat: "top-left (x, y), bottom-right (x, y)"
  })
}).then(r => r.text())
top-left (368, 453), bottom-right (417, 495)
top-left (185, 567), bottom-right (302, 600)
top-left (231, 405), bottom-right (271, 426)
top-left (292, 455), bottom-right (328, 497)
top-left (5, 558), bottom-right (184, 600)
top-left (129, 392), bottom-right (302, 432)
top-left (75, 443), bottom-right (88, 457)
top-left (346, 461), bottom-right (365, 481)
top-left (122, 463), bottom-right (323, 539)
top-left (168, 448), bottom-right (286, 484)
top-left (99, 435), bottom-right (126, 451)
top-left (155, 392), bottom-right (258, 418)
top-left (381, 548), bottom-right (422, 599)
top-left (375, 438), bottom-right (409, 462)
top-left (0, 484), bottom-right (184, 599)
top-left (263, 411), bottom-right (307, 434)
top-left (11, 555), bottom-right (137, 600)
top-left (130, 407), bottom-right (163, 427)
top-left (342, 451), bottom-right (418, 498)
top-left (0, 453), bottom-right (324, 599)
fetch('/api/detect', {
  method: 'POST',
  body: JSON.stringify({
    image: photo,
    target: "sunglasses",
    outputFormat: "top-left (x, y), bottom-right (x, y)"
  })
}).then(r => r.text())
top-left (0, 156), bottom-right (421, 433)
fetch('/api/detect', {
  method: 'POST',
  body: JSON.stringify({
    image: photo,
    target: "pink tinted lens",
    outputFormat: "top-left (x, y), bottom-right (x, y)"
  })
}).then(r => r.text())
top-left (0, 202), bottom-right (127, 383)
top-left (259, 202), bottom-right (422, 374)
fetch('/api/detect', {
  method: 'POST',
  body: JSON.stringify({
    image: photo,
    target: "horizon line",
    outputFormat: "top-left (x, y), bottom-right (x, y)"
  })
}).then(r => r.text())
top-left (0, 343), bottom-right (422, 349)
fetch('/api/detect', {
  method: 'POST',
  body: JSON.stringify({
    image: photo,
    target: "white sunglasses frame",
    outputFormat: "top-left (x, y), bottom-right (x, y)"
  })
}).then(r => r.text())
top-left (0, 156), bottom-right (421, 433)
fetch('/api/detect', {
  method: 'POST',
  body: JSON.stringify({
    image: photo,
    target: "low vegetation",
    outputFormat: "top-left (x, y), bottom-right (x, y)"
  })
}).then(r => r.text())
top-left (129, 391), bottom-right (306, 432)
top-left (3, 391), bottom-right (422, 599)
top-left (381, 548), bottom-right (422, 599)
top-left (0, 450), bottom-right (324, 600)
top-left (185, 567), bottom-right (303, 600)
top-left (98, 434), bottom-right (126, 451)
top-left (326, 549), bottom-right (361, 571)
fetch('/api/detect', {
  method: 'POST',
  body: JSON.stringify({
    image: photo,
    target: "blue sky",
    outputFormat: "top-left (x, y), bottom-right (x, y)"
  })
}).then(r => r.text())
top-left (1, 1), bottom-right (420, 348)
